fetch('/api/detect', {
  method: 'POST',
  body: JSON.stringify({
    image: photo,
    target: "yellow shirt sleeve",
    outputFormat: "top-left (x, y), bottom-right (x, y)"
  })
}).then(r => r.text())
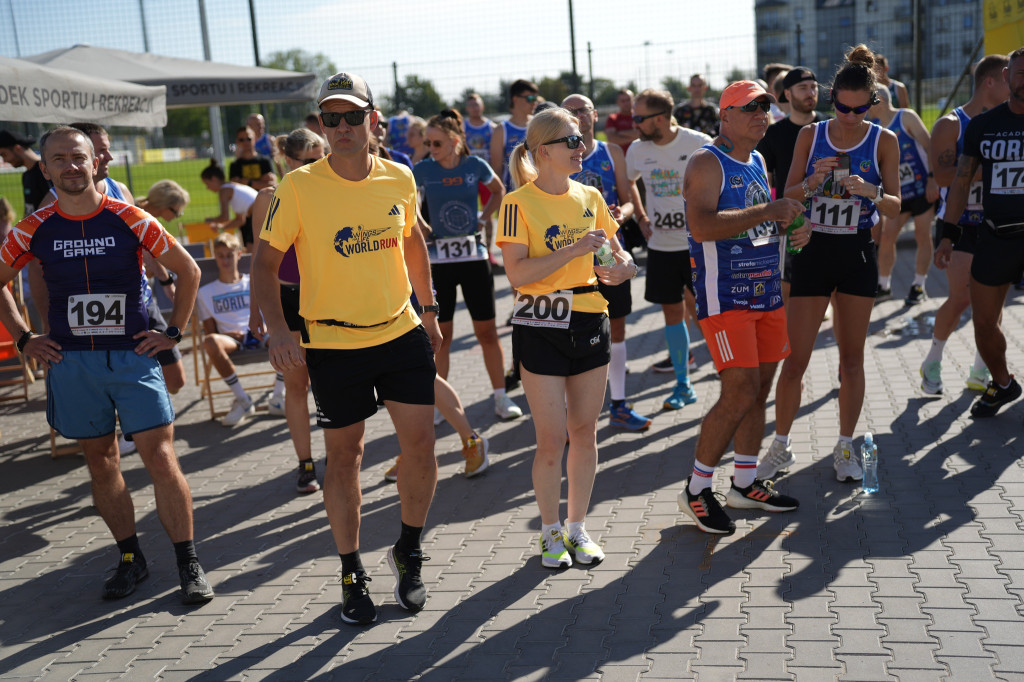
top-left (495, 196), bottom-right (527, 248)
top-left (259, 176), bottom-right (298, 253)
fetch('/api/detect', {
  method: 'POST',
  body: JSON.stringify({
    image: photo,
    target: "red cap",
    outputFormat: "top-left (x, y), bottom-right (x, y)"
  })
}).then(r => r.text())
top-left (719, 81), bottom-right (777, 112)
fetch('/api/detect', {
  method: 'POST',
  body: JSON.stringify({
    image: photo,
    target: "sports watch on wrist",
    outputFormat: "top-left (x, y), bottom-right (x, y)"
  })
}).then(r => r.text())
top-left (875, 184), bottom-right (884, 201)
top-left (419, 304), bottom-right (440, 315)
top-left (16, 330), bottom-right (34, 353)
top-left (164, 326), bottom-right (182, 344)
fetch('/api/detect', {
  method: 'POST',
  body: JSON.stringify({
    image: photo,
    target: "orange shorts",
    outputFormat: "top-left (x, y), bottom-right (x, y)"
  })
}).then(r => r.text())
top-left (698, 307), bottom-right (790, 372)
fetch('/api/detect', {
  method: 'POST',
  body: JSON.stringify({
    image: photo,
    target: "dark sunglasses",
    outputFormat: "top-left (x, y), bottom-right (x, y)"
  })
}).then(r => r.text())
top-left (729, 100), bottom-right (772, 113)
top-left (236, 137), bottom-right (252, 142)
top-left (632, 110), bottom-right (668, 124)
top-left (171, 205), bottom-right (185, 218)
top-left (320, 109), bottom-right (372, 128)
top-left (832, 92), bottom-right (874, 115)
top-left (542, 134), bottom-right (583, 149)
top-left (424, 139), bottom-right (448, 148)
top-left (301, 157), bottom-right (320, 165)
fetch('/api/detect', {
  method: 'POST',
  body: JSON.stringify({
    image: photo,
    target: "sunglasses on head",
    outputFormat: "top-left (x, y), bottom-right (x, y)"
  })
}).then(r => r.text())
top-left (542, 134), bottom-right (583, 149)
top-left (632, 110), bottom-right (668, 124)
top-left (729, 100), bottom-right (771, 113)
top-left (320, 109), bottom-right (372, 128)
top-left (831, 90), bottom-right (878, 115)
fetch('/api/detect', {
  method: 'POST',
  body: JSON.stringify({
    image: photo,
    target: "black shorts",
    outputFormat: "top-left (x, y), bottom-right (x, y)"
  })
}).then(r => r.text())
top-left (781, 247), bottom-right (794, 284)
top-left (431, 259), bottom-right (496, 323)
top-left (644, 248), bottom-right (694, 304)
top-left (971, 227), bottom-right (1024, 287)
top-left (145, 297), bottom-right (182, 367)
top-left (240, 215), bottom-right (254, 246)
top-left (900, 195), bottom-right (934, 217)
top-left (954, 223), bottom-right (979, 255)
top-left (306, 326), bottom-right (436, 429)
top-left (512, 311), bottom-right (610, 377)
top-left (598, 280), bottom-right (632, 319)
top-left (789, 230), bottom-right (877, 298)
top-left (280, 284), bottom-right (303, 333)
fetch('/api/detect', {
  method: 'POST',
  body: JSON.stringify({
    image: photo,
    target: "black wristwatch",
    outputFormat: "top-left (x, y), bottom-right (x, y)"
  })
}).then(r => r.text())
top-left (16, 330), bottom-right (34, 353)
top-left (419, 304), bottom-right (440, 315)
top-left (164, 326), bottom-right (182, 344)
top-left (158, 275), bottom-right (175, 286)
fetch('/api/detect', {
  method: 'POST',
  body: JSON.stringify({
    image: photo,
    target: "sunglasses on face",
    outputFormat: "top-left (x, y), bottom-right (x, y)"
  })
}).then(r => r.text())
top-left (320, 109), bottom-right (372, 128)
top-left (832, 96), bottom-right (873, 115)
top-left (632, 110), bottom-right (667, 124)
top-left (563, 106), bottom-right (593, 117)
top-left (424, 139), bottom-right (448, 148)
top-left (542, 134), bottom-right (583, 149)
top-left (518, 94), bottom-right (538, 103)
top-left (236, 137), bottom-right (252, 142)
top-left (171, 205), bottom-right (184, 218)
top-left (729, 100), bottom-right (772, 113)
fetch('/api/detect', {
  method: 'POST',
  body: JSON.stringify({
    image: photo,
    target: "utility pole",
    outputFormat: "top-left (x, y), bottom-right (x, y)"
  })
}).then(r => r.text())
top-left (198, 0), bottom-right (225, 167)
top-left (392, 62), bottom-right (401, 112)
top-left (795, 24), bottom-right (802, 65)
top-left (912, 0), bottom-right (923, 112)
top-left (247, 0), bottom-right (269, 123)
top-left (139, 0), bottom-right (150, 53)
top-left (568, 0), bottom-right (580, 93)
top-left (587, 41), bottom-right (595, 103)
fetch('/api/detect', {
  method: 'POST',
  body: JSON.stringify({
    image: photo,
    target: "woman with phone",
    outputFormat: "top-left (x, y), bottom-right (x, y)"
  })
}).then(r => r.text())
top-left (760, 44), bottom-right (901, 484)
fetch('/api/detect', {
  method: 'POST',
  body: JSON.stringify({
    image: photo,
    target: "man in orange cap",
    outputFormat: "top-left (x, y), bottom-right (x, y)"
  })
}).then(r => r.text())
top-left (676, 81), bottom-right (807, 535)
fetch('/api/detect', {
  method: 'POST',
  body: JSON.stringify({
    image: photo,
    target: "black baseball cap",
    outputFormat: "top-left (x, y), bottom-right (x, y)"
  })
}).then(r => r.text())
top-left (0, 129), bottom-right (36, 149)
top-left (779, 67), bottom-right (818, 103)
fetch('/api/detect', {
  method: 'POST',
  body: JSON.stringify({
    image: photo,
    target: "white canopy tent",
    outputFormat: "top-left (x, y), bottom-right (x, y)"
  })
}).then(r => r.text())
top-left (0, 55), bottom-right (167, 127)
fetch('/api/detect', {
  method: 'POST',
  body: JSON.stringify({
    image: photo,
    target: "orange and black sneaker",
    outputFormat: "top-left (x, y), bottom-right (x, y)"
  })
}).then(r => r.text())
top-left (678, 477), bottom-right (735, 535)
top-left (726, 477), bottom-right (799, 512)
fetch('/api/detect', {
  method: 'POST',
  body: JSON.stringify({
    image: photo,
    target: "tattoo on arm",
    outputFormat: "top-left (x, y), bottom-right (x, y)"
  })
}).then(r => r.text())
top-left (937, 149), bottom-right (956, 169)
top-left (955, 155), bottom-right (979, 179)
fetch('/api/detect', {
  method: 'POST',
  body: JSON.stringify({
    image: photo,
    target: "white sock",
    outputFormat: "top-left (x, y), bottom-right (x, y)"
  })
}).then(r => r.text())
top-left (879, 275), bottom-right (892, 289)
top-left (838, 435), bottom-right (854, 446)
top-left (774, 433), bottom-right (791, 446)
top-left (733, 453), bottom-right (758, 488)
top-left (272, 372), bottom-right (285, 400)
top-left (493, 388), bottom-right (506, 401)
top-left (973, 351), bottom-right (987, 373)
top-left (609, 341), bottom-right (627, 402)
top-left (565, 520), bottom-right (584, 538)
top-left (913, 273), bottom-right (927, 287)
top-left (541, 522), bottom-right (562, 543)
top-left (925, 337), bottom-right (946, 365)
top-left (223, 374), bottom-right (249, 402)
top-left (688, 461), bottom-right (715, 495)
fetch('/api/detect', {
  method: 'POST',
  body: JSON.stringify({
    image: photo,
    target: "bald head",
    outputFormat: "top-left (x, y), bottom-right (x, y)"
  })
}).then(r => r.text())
top-left (561, 94), bottom-right (597, 134)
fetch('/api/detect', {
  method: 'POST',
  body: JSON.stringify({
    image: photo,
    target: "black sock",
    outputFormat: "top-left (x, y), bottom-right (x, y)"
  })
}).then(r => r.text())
top-left (299, 458), bottom-right (314, 469)
top-left (397, 522), bottom-right (423, 552)
top-left (340, 551), bottom-right (364, 576)
top-left (173, 540), bottom-right (198, 567)
top-left (611, 399), bottom-right (626, 408)
top-left (116, 534), bottom-right (144, 564)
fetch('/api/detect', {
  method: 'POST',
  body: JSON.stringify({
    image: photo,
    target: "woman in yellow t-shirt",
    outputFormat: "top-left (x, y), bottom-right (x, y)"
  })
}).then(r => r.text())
top-left (496, 108), bottom-right (638, 570)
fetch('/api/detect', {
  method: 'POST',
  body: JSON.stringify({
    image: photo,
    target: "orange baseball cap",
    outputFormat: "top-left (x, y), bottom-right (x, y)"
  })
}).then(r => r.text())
top-left (719, 81), bottom-right (777, 112)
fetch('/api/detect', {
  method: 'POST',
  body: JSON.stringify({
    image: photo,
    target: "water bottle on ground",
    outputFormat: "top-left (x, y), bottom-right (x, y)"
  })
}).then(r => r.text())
top-left (861, 433), bottom-right (879, 494)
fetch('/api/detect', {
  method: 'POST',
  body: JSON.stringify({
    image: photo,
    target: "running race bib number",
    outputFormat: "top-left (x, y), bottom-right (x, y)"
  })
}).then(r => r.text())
top-left (991, 161), bottom-right (1024, 195)
top-left (746, 221), bottom-right (781, 247)
top-left (511, 290), bottom-right (573, 329)
top-left (898, 163), bottom-right (916, 186)
top-left (67, 293), bottom-right (126, 336)
top-left (434, 235), bottom-right (482, 263)
top-left (653, 211), bottom-right (686, 230)
top-left (809, 195), bottom-right (860, 234)
top-left (967, 181), bottom-right (984, 211)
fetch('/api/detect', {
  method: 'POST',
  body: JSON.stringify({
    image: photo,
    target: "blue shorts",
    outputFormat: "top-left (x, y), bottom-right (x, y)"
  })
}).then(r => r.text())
top-left (46, 350), bottom-right (175, 439)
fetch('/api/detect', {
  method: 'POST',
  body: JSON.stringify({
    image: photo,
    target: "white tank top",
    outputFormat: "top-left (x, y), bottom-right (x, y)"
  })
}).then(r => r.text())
top-left (224, 182), bottom-right (258, 214)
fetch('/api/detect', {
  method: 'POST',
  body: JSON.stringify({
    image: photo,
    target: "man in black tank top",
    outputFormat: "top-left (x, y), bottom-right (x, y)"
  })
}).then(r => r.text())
top-left (936, 48), bottom-right (1024, 417)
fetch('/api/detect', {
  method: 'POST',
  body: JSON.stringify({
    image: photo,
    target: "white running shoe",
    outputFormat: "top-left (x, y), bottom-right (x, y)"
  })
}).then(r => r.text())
top-left (965, 366), bottom-right (991, 392)
top-left (757, 440), bottom-right (796, 479)
top-left (920, 360), bottom-right (943, 395)
top-left (268, 395), bottom-right (286, 417)
top-left (222, 397), bottom-right (255, 427)
top-left (117, 433), bottom-right (136, 455)
top-left (563, 523), bottom-right (605, 565)
top-left (494, 394), bottom-right (523, 420)
top-left (539, 527), bottom-right (571, 569)
top-left (833, 440), bottom-right (863, 482)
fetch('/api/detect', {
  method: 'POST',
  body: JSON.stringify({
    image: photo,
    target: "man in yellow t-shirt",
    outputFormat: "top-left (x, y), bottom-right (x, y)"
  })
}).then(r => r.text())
top-left (252, 72), bottom-right (442, 627)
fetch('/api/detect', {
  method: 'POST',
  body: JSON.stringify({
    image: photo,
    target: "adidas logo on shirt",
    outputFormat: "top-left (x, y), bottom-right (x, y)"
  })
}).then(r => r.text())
top-left (388, 204), bottom-right (401, 216)
top-left (583, 208), bottom-right (594, 218)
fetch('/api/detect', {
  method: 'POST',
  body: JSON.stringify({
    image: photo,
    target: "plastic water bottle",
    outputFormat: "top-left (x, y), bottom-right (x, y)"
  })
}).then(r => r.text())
top-left (861, 433), bottom-right (879, 494)
top-left (786, 214), bottom-right (805, 254)
top-left (595, 240), bottom-right (616, 267)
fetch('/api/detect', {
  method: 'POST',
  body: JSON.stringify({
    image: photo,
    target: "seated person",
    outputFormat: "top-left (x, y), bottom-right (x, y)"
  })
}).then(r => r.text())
top-left (198, 233), bottom-right (263, 427)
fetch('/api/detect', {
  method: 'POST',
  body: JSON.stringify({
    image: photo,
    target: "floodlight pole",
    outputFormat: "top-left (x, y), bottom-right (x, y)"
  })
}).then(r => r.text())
top-left (198, 0), bottom-right (225, 166)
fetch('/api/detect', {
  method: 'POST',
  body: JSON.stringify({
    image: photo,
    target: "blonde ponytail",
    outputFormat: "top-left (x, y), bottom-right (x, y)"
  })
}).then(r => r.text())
top-left (508, 143), bottom-right (536, 189)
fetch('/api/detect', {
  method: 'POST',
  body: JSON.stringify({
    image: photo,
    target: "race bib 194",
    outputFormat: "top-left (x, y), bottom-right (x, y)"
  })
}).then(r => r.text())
top-left (511, 290), bottom-right (573, 329)
top-left (67, 293), bottom-right (126, 336)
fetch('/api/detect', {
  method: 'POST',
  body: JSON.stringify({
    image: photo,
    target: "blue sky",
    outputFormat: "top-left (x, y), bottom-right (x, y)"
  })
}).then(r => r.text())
top-left (2, 0), bottom-right (757, 102)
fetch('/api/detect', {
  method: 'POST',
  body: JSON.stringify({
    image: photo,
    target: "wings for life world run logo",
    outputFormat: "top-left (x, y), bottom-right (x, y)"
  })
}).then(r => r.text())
top-left (334, 225), bottom-right (399, 258)
top-left (544, 224), bottom-right (592, 251)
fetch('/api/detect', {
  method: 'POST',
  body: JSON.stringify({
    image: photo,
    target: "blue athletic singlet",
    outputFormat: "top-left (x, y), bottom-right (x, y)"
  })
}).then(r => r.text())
top-left (571, 140), bottom-right (618, 206)
top-left (805, 120), bottom-right (882, 231)
top-left (501, 120), bottom-right (528, 191)
top-left (889, 110), bottom-right (929, 201)
top-left (937, 107), bottom-right (984, 227)
top-left (688, 146), bottom-right (783, 320)
top-left (464, 120), bottom-right (493, 160)
top-left (388, 114), bottom-right (415, 159)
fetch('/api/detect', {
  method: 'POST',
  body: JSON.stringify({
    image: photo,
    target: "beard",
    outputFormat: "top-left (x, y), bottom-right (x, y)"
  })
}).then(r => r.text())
top-left (638, 128), bottom-right (661, 142)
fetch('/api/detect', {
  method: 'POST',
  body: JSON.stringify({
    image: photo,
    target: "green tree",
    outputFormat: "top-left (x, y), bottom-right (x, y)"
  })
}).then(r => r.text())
top-left (261, 49), bottom-right (337, 132)
top-left (163, 107), bottom-right (209, 141)
top-left (387, 75), bottom-right (446, 117)
top-left (725, 67), bottom-right (748, 85)
top-left (662, 76), bottom-right (687, 104)
top-left (592, 78), bottom-right (636, 106)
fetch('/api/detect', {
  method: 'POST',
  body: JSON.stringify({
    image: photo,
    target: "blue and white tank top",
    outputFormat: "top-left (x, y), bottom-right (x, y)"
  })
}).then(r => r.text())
top-left (937, 107), bottom-right (983, 226)
top-left (688, 146), bottom-right (782, 320)
top-left (388, 114), bottom-right (415, 158)
top-left (889, 110), bottom-right (929, 201)
top-left (571, 140), bottom-right (618, 206)
top-left (501, 120), bottom-right (528, 191)
top-left (805, 120), bottom-right (882, 232)
top-left (464, 119), bottom-right (493, 160)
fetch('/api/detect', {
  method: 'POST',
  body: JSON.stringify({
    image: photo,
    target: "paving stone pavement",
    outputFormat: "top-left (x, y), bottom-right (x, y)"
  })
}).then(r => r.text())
top-left (1, 235), bottom-right (1023, 681)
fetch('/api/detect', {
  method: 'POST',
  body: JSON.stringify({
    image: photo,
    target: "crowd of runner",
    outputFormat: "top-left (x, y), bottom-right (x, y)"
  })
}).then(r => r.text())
top-left (0, 44), bottom-right (1021, 625)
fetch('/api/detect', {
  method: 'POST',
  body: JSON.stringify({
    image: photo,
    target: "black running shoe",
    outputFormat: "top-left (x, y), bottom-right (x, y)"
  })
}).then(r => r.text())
top-left (726, 477), bottom-right (800, 512)
top-left (179, 560), bottom-right (214, 604)
top-left (388, 545), bottom-right (429, 612)
top-left (103, 552), bottom-right (148, 600)
top-left (341, 572), bottom-right (376, 625)
top-left (875, 285), bottom-right (892, 301)
top-left (652, 356), bottom-right (674, 373)
top-left (296, 461), bottom-right (320, 495)
top-left (677, 478), bottom-right (735, 535)
top-left (970, 377), bottom-right (1022, 418)
top-left (504, 366), bottom-right (520, 392)
top-left (904, 284), bottom-right (926, 306)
